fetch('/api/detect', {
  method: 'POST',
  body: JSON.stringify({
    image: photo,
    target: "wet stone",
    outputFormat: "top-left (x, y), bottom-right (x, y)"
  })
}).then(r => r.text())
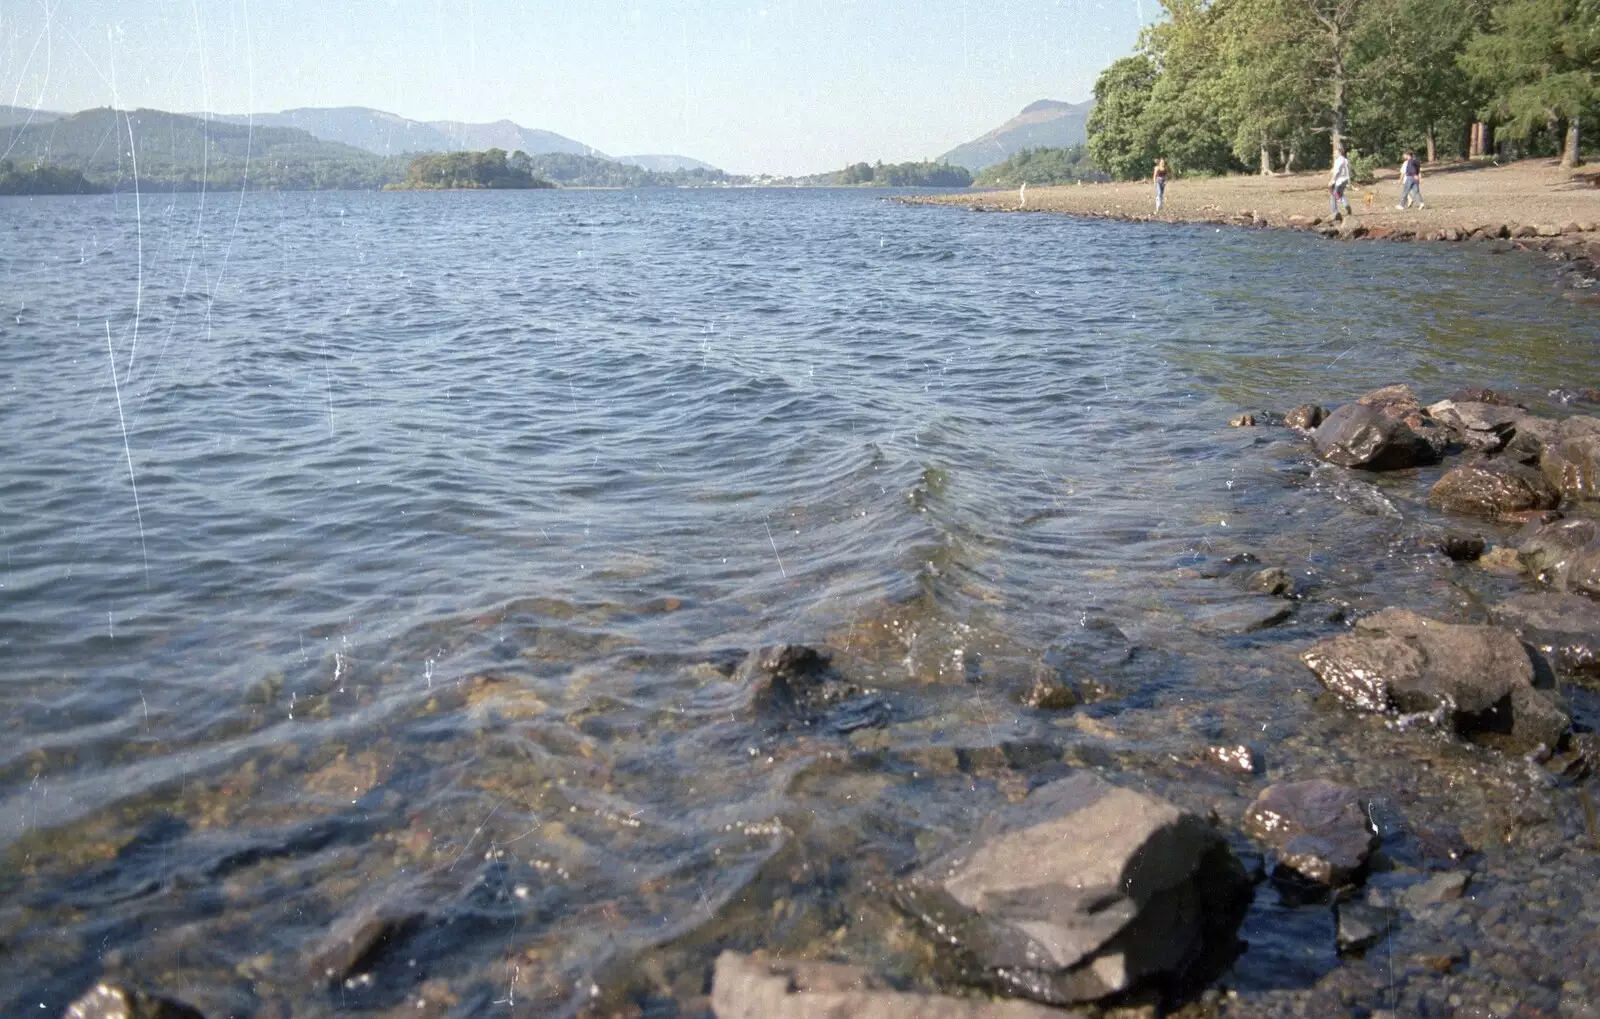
top-left (1427, 459), bottom-right (1560, 519)
top-left (1401, 871), bottom-right (1470, 912)
top-left (1516, 517), bottom-right (1600, 585)
top-left (1426, 400), bottom-right (1526, 452)
top-left (306, 906), bottom-right (425, 986)
top-left (1285, 404), bottom-right (1327, 431)
top-left (1300, 608), bottom-right (1569, 753)
top-left (1432, 532), bottom-right (1486, 562)
top-left (1490, 592), bottom-right (1600, 685)
top-left (1192, 599), bottom-right (1295, 635)
top-left (1540, 416), bottom-right (1600, 499)
top-left (896, 771), bottom-right (1252, 1006)
top-left (1241, 780), bottom-right (1377, 886)
top-left (65, 984), bottom-right (207, 1019)
top-left (709, 952), bottom-right (1080, 1019)
top-left (1021, 675), bottom-right (1080, 710)
top-left (1312, 403), bottom-right (1441, 471)
top-left (1247, 567), bottom-right (1296, 597)
top-left (1335, 901), bottom-right (1392, 955)
top-left (1204, 743), bottom-right (1262, 775)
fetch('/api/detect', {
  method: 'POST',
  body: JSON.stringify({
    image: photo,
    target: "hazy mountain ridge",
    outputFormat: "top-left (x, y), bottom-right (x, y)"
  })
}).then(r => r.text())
top-left (939, 99), bottom-right (1096, 171)
top-left (0, 105), bottom-right (63, 128)
top-left (617, 154), bottom-right (717, 173)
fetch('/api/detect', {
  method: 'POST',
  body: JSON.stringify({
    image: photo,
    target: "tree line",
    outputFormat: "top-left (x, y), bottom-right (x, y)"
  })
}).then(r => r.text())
top-left (397, 149), bottom-right (556, 189)
top-left (973, 145), bottom-right (1109, 186)
top-left (834, 160), bottom-right (973, 186)
top-left (1086, 0), bottom-right (1599, 180)
top-left (0, 159), bottom-right (106, 195)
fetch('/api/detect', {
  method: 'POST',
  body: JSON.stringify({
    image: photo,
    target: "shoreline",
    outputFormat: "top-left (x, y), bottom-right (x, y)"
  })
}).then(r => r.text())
top-left (899, 158), bottom-right (1600, 299)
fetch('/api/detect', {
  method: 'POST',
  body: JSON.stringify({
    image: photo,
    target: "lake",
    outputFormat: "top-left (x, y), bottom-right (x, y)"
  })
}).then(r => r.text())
top-left (2, 187), bottom-right (1598, 1017)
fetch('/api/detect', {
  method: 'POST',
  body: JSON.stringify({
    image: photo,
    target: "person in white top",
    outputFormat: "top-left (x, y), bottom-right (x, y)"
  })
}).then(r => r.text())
top-left (1329, 147), bottom-right (1353, 219)
top-left (1398, 151), bottom-right (1424, 209)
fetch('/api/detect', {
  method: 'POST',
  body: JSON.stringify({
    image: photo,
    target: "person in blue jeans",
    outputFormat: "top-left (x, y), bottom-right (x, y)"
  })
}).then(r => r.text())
top-left (1398, 151), bottom-right (1424, 209)
top-left (1153, 158), bottom-right (1168, 211)
top-left (1329, 147), bottom-right (1353, 219)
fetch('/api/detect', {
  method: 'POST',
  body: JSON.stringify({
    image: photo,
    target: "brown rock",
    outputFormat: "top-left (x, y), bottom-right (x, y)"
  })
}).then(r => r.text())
top-left (1229, 412), bottom-right (1257, 427)
top-left (1242, 780), bottom-right (1376, 886)
top-left (1539, 416), bottom-right (1600, 499)
top-left (1427, 459), bottom-right (1561, 519)
top-left (1511, 224), bottom-right (1537, 238)
top-left (1536, 224), bottom-right (1563, 237)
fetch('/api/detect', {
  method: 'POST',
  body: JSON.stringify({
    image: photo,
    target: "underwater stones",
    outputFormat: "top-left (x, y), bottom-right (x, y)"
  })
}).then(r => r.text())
top-left (1284, 403), bottom-right (1327, 431)
top-left (1335, 901), bottom-right (1391, 955)
top-left (1431, 531), bottom-right (1486, 561)
top-left (1229, 412), bottom-right (1258, 427)
top-left (65, 984), bottom-right (206, 1019)
top-left (1312, 402), bottom-right (1440, 471)
top-left (1247, 567), bottom-right (1297, 597)
top-left (1301, 609), bottom-right (1568, 752)
top-left (1204, 743), bottom-right (1263, 775)
top-left (709, 952), bottom-right (1076, 1019)
top-left (1427, 459), bottom-right (1560, 519)
top-left (1192, 599), bottom-right (1294, 635)
top-left (1021, 674), bottom-right (1080, 710)
top-left (897, 772), bottom-right (1251, 1006)
top-left (1540, 415), bottom-right (1600, 499)
top-left (1242, 780), bottom-right (1376, 887)
top-left (306, 905), bottom-right (424, 987)
top-left (741, 644), bottom-right (889, 733)
top-left (1491, 592), bottom-right (1600, 684)
top-left (1401, 870), bottom-right (1470, 911)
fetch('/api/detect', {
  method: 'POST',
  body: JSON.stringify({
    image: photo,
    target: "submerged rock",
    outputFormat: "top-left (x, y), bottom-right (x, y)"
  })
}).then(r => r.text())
top-left (1241, 780), bottom-right (1377, 886)
top-left (1490, 592), bottom-right (1600, 685)
top-left (65, 984), bottom-right (206, 1019)
top-left (306, 906), bottom-right (425, 986)
top-left (1335, 901), bottom-right (1391, 955)
top-left (1427, 459), bottom-right (1560, 519)
top-left (897, 772), bottom-right (1251, 1006)
top-left (741, 644), bottom-right (888, 730)
top-left (709, 952), bottom-right (1075, 1019)
top-left (1301, 608), bottom-right (1568, 752)
top-left (1204, 743), bottom-right (1263, 775)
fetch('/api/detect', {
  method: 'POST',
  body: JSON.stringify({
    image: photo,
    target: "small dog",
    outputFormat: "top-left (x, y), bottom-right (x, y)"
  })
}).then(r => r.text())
top-left (1362, 189), bottom-right (1375, 210)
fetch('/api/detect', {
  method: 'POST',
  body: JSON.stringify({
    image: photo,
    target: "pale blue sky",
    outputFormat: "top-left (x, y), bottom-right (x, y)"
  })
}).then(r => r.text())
top-left (1, 0), bottom-right (1152, 174)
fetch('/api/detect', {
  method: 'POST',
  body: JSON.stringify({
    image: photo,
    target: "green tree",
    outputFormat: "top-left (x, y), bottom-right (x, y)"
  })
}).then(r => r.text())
top-left (1461, 0), bottom-right (1599, 166)
top-left (1354, 0), bottom-right (1488, 161)
top-left (1087, 54), bottom-right (1160, 179)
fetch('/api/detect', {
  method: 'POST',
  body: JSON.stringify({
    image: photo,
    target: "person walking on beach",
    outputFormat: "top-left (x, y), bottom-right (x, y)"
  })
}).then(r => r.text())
top-left (1329, 147), bottom-right (1353, 219)
top-left (1398, 150), bottom-right (1424, 210)
top-left (1153, 158), bottom-right (1168, 212)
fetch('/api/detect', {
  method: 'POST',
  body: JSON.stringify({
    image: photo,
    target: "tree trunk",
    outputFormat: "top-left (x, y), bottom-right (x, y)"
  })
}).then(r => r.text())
top-left (1260, 133), bottom-right (1273, 176)
top-left (1562, 117), bottom-right (1582, 169)
top-left (1426, 127), bottom-right (1436, 164)
top-left (1329, 24), bottom-right (1347, 160)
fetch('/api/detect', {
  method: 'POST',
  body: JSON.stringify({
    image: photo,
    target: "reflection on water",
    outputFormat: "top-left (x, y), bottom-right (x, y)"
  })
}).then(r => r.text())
top-left (0, 188), bottom-right (1596, 1016)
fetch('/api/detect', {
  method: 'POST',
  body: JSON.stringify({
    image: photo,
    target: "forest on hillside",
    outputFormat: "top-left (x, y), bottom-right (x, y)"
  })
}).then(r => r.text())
top-left (973, 146), bottom-right (1109, 186)
top-left (1087, 0), bottom-right (1599, 179)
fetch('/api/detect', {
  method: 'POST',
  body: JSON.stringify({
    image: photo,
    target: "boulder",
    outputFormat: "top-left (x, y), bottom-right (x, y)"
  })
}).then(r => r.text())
top-left (1490, 592), bottom-right (1600, 685)
top-left (1539, 416), bottom-right (1600, 499)
top-left (306, 906), bottom-right (425, 986)
top-left (1535, 224), bottom-right (1563, 238)
top-left (896, 772), bottom-right (1251, 1006)
top-left (1427, 459), bottom-right (1560, 518)
top-left (710, 952), bottom-right (1077, 1019)
top-left (65, 984), bottom-right (206, 1019)
top-left (1301, 608), bottom-right (1568, 752)
top-left (1241, 780), bottom-right (1377, 886)
top-left (1312, 403), bottom-right (1440, 470)
top-left (741, 644), bottom-right (888, 731)
top-left (1425, 400), bottom-right (1524, 451)
top-left (1502, 414), bottom-right (1558, 464)
top-left (1284, 404), bottom-right (1327, 431)
top-left (1516, 517), bottom-right (1600, 590)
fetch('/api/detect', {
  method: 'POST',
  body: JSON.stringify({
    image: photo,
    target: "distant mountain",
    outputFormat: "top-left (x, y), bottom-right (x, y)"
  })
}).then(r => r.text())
top-left (209, 107), bottom-right (599, 158)
top-left (939, 99), bottom-right (1095, 171)
top-left (0, 108), bottom-right (403, 190)
top-left (617, 154), bottom-right (717, 173)
top-left (209, 107), bottom-right (452, 156)
top-left (0, 105), bottom-right (63, 128)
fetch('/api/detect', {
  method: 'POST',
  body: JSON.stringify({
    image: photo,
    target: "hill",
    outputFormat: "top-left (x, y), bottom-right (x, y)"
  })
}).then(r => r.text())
top-left (0, 105), bottom-right (63, 128)
top-left (0, 108), bottom-right (404, 190)
top-left (210, 107), bottom-right (598, 158)
top-left (939, 99), bottom-right (1096, 171)
top-left (617, 154), bottom-right (718, 173)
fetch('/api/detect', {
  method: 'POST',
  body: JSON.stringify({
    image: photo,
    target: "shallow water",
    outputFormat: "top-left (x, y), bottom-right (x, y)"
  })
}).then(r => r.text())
top-left (2, 188), bottom-right (1598, 1017)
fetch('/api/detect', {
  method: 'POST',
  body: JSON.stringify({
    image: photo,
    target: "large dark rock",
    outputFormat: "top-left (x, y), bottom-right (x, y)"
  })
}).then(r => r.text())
top-left (64, 984), bottom-right (206, 1019)
top-left (1301, 608), bottom-right (1568, 752)
top-left (1540, 415), bottom-right (1600, 498)
top-left (1502, 414), bottom-right (1559, 464)
top-left (1241, 780), bottom-right (1377, 886)
top-left (709, 952), bottom-right (1076, 1019)
top-left (897, 772), bottom-right (1251, 1006)
top-left (1312, 403), bottom-right (1441, 471)
top-left (1490, 592), bottom-right (1600, 685)
top-left (1427, 459), bottom-right (1560, 519)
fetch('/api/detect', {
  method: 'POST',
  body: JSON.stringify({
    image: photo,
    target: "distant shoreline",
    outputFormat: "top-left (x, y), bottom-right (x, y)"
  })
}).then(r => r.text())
top-left (899, 158), bottom-right (1600, 297)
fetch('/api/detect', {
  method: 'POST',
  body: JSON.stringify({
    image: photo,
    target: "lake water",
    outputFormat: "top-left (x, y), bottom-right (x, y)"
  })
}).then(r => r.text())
top-left (2, 188), bottom-right (1598, 1017)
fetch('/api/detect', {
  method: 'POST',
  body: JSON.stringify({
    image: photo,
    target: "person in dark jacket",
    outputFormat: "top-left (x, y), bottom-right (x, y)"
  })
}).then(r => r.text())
top-left (1398, 151), bottom-right (1424, 210)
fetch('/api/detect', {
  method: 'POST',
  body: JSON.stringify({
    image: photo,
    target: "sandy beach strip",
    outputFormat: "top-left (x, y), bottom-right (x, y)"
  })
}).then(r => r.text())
top-left (902, 159), bottom-right (1600, 291)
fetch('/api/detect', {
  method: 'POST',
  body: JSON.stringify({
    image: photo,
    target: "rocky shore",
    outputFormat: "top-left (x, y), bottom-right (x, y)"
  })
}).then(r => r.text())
top-left (33, 382), bottom-right (1600, 1019)
top-left (899, 159), bottom-right (1600, 297)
